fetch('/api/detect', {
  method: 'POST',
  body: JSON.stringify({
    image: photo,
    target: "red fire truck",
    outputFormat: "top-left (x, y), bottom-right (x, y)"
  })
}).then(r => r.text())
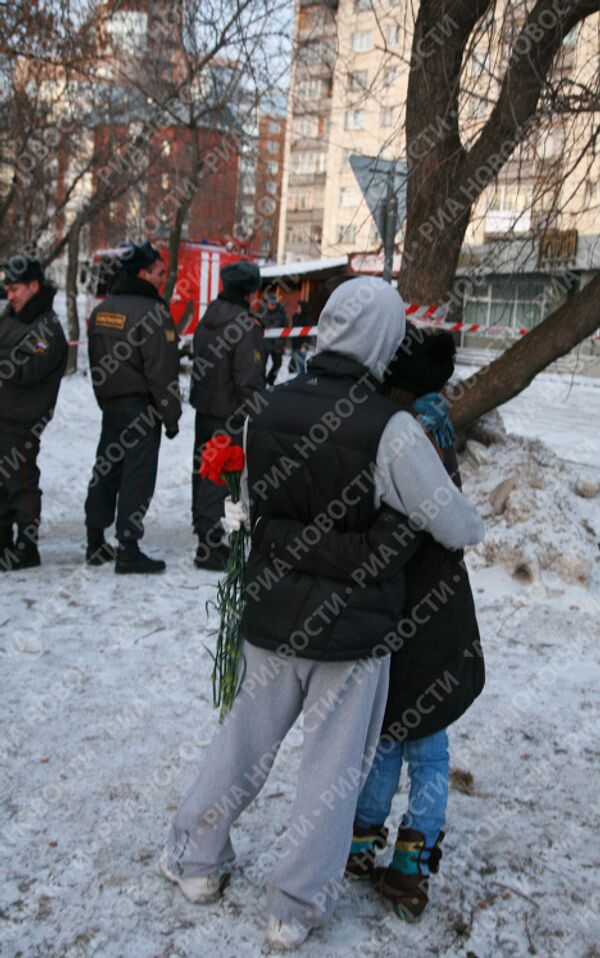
top-left (86, 239), bottom-right (257, 336)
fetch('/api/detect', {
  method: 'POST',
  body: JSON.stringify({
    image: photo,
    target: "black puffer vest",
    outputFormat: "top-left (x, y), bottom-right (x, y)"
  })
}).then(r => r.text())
top-left (241, 352), bottom-right (404, 661)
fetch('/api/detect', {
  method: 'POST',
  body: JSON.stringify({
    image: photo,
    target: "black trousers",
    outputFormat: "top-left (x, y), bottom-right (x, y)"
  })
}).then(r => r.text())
top-left (0, 429), bottom-right (41, 541)
top-left (192, 412), bottom-right (243, 544)
top-left (85, 399), bottom-right (162, 543)
top-left (264, 348), bottom-right (283, 386)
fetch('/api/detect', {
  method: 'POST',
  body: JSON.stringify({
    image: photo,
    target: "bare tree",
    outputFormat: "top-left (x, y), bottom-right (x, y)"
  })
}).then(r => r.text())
top-left (393, 1), bottom-right (599, 426)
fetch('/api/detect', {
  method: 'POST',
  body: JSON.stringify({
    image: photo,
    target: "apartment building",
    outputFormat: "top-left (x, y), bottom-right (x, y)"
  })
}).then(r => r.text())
top-left (278, 0), bottom-right (339, 260)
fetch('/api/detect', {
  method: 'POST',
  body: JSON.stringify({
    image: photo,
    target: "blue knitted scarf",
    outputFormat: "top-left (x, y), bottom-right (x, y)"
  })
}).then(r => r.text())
top-left (414, 392), bottom-right (455, 449)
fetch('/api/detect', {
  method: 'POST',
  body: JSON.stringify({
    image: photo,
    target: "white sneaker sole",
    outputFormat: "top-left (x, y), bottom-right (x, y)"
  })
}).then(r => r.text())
top-left (264, 916), bottom-right (311, 952)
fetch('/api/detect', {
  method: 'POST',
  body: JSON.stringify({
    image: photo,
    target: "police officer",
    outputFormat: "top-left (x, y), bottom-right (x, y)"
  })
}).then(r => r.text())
top-left (259, 292), bottom-right (287, 386)
top-left (0, 256), bottom-right (67, 571)
top-left (190, 261), bottom-right (264, 570)
top-left (84, 241), bottom-right (181, 574)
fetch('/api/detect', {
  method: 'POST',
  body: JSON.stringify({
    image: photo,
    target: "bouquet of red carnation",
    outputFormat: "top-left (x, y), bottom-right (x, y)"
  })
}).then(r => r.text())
top-left (199, 434), bottom-right (247, 720)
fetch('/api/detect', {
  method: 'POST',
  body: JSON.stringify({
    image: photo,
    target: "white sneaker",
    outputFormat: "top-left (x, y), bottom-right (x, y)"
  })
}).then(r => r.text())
top-left (264, 915), bottom-right (311, 951)
top-left (160, 852), bottom-right (226, 904)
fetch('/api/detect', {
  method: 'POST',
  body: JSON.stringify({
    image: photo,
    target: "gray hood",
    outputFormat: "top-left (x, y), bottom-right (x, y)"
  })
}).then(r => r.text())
top-left (315, 277), bottom-right (406, 381)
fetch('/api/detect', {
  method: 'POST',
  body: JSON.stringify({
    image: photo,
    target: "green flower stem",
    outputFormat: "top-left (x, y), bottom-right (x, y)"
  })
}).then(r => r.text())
top-left (211, 472), bottom-right (247, 722)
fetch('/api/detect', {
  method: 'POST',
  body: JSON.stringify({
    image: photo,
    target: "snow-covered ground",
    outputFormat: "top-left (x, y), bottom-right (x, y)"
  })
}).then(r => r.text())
top-left (1, 359), bottom-right (599, 958)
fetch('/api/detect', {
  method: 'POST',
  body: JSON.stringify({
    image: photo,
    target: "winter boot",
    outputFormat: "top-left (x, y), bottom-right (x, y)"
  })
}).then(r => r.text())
top-left (0, 526), bottom-right (17, 572)
top-left (377, 827), bottom-right (444, 921)
top-left (0, 525), bottom-right (16, 572)
top-left (115, 541), bottom-right (166, 574)
top-left (193, 539), bottom-right (229, 572)
top-left (86, 526), bottom-right (117, 566)
top-left (345, 823), bottom-right (388, 880)
top-left (1, 528), bottom-right (41, 572)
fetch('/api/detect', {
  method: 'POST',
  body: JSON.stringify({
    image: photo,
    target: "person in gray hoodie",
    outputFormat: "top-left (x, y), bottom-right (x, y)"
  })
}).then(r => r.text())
top-left (162, 277), bottom-right (484, 951)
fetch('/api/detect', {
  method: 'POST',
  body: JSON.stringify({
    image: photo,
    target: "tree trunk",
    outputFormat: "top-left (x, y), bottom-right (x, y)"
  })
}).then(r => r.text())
top-left (162, 197), bottom-right (193, 304)
top-left (449, 273), bottom-right (600, 430)
top-left (65, 220), bottom-right (81, 375)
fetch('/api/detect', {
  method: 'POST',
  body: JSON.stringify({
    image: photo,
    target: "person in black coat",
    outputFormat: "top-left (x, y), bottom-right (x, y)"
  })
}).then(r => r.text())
top-left (258, 292), bottom-right (287, 385)
top-left (84, 241), bottom-right (181, 574)
top-left (253, 323), bottom-right (484, 920)
top-left (288, 300), bottom-right (312, 374)
top-left (0, 256), bottom-right (67, 571)
top-left (190, 261), bottom-right (264, 570)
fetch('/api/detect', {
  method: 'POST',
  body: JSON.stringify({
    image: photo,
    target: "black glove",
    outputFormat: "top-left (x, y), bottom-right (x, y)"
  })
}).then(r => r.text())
top-left (165, 426), bottom-right (179, 440)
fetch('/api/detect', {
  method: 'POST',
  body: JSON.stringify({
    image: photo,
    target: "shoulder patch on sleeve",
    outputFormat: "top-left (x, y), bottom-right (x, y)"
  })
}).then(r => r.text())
top-left (34, 338), bottom-right (49, 354)
top-left (165, 329), bottom-right (175, 343)
top-left (96, 311), bottom-right (127, 331)
top-left (254, 349), bottom-right (262, 364)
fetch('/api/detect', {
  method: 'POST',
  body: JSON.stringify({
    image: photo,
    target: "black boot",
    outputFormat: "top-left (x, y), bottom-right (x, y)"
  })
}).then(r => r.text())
top-left (115, 541), bottom-right (166, 574)
top-left (86, 526), bottom-right (117, 566)
top-left (193, 539), bottom-right (229, 571)
top-left (377, 828), bottom-right (444, 921)
top-left (0, 525), bottom-right (17, 572)
top-left (345, 823), bottom-right (388, 880)
top-left (1, 528), bottom-right (41, 572)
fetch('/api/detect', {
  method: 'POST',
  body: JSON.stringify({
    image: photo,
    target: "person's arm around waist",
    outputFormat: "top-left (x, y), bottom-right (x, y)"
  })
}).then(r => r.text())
top-left (375, 411), bottom-right (484, 551)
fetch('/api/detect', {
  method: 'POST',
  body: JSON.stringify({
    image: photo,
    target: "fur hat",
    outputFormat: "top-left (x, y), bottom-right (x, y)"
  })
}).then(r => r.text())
top-left (118, 241), bottom-right (161, 276)
top-left (0, 255), bottom-right (45, 285)
top-left (386, 322), bottom-right (456, 395)
top-left (221, 261), bottom-right (261, 295)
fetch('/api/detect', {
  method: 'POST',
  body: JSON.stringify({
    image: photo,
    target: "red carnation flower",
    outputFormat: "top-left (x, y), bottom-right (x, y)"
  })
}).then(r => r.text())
top-left (199, 435), bottom-right (245, 486)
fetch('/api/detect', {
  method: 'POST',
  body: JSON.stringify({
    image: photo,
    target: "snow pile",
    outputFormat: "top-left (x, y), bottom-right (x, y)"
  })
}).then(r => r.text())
top-left (460, 434), bottom-right (599, 586)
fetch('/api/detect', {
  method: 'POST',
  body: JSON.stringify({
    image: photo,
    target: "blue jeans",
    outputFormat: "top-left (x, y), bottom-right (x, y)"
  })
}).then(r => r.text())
top-left (355, 729), bottom-right (449, 849)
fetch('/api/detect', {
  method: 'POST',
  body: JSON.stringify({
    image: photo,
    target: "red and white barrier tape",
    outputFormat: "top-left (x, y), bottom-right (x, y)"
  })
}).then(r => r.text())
top-left (67, 302), bottom-right (599, 343)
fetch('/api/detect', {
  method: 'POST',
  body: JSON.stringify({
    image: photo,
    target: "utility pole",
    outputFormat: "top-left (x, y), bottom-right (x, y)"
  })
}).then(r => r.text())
top-left (382, 166), bottom-right (397, 284)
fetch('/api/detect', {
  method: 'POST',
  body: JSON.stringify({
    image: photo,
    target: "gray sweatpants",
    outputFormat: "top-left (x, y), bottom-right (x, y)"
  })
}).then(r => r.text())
top-left (166, 641), bottom-right (389, 928)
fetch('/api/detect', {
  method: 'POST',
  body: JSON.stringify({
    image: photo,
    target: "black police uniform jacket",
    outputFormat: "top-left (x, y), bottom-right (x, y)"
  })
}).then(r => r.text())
top-left (241, 352), bottom-right (420, 662)
top-left (0, 283), bottom-right (67, 434)
top-left (190, 290), bottom-right (265, 432)
top-left (88, 274), bottom-right (181, 433)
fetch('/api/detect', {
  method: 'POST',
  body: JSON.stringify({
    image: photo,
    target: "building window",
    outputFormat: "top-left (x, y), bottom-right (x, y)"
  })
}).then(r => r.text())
top-left (266, 161), bottom-right (279, 175)
top-left (348, 71), bottom-right (368, 92)
top-left (351, 31), bottom-right (372, 53)
top-left (462, 279), bottom-right (550, 332)
top-left (339, 187), bottom-right (359, 207)
top-left (266, 140), bottom-right (279, 154)
top-left (380, 107), bottom-right (394, 127)
top-left (268, 120), bottom-right (280, 133)
top-left (355, 0), bottom-right (371, 10)
top-left (296, 78), bottom-right (323, 100)
top-left (345, 109), bottom-right (364, 130)
top-left (336, 223), bottom-right (357, 244)
top-left (291, 151), bottom-right (326, 175)
top-left (383, 67), bottom-right (397, 86)
top-left (294, 116), bottom-right (318, 139)
top-left (161, 173), bottom-right (169, 189)
top-left (386, 24), bottom-right (400, 46)
top-left (265, 180), bottom-right (278, 195)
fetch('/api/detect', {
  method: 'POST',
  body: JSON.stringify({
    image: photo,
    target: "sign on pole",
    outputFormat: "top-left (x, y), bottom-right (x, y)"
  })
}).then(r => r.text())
top-left (349, 154), bottom-right (408, 241)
